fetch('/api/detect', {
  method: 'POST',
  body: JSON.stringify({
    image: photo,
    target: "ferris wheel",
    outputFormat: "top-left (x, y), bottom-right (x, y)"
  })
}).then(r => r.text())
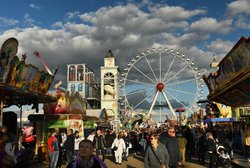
top-left (120, 48), bottom-right (204, 120)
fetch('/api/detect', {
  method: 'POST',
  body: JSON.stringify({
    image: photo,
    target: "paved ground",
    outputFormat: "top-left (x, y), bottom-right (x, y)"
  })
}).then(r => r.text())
top-left (30, 151), bottom-right (250, 168)
top-left (31, 154), bottom-right (208, 168)
top-left (231, 153), bottom-right (250, 168)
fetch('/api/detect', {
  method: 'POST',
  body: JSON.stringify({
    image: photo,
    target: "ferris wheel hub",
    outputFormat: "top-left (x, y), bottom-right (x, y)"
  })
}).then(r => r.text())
top-left (156, 83), bottom-right (164, 92)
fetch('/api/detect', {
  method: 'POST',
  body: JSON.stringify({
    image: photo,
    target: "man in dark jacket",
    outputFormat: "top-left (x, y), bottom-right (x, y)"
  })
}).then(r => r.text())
top-left (159, 126), bottom-right (181, 168)
top-left (55, 128), bottom-right (63, 168)
top-left (206, 132), bottom-right (217, 168)
top-left (105, 129), bottom-right (116, 156)
top-left (122, 131), bottom-right (131, 160)
top-left (63, 129), bottom-right (75, 164)
top-left (93, 129), bottom-right (105, 161)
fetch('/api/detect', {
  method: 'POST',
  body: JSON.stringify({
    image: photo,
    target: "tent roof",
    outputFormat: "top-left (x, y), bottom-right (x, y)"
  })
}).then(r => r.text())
top-left (203, 117), bottom-right (234, 123)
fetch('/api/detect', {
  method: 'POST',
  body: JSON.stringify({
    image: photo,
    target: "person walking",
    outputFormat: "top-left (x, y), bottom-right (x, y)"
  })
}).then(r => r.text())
top-left (244, 125), bottom-right (250, 162)
top-left (93, 130), bottom-right (106, 161)
top-left (111, 132), bottom-right (126, 165)
top-left (74, 130), bottom-right (85, 156)
top-left (183, 126), bottom-right (195, 161)
top-left (63, 129), bottom-right (75, 164)
top-left (55, 128), bottom-right (63, 168)
top-left (198, 129), bottom-right (206, 165)
top-left (87, 129), bottom-right (96, 142)
top-left (159, 126), bottom-right (181, 168)
top-left (122, 131), bottom-right (131, 161)
top-left (66, 139), bottom-right (107, 168)
top-left (48, 129), bottom-right (60, 168)
top-left (206, 132), bottom-right (217, 168)
top-left (144, 133), bottom-right (169, 168)
top-left (104, 129), bottom-right (116, 156)
top-left (176, 132), bottom-right (187, 166)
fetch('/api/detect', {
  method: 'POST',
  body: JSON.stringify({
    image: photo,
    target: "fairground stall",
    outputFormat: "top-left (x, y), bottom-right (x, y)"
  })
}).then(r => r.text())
top-left (0, 38), bottom-right (58, 163)
top-left (203, 36), bottom-right (250, 153)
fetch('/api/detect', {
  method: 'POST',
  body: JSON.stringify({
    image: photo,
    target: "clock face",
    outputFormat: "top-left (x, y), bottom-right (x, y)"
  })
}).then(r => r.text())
top-left (108, 58), bottom-right (113, 65)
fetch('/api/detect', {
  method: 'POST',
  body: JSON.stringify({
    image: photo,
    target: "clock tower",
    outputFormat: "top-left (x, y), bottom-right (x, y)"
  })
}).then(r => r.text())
top-left (101, 50), bottom-right (120, 130)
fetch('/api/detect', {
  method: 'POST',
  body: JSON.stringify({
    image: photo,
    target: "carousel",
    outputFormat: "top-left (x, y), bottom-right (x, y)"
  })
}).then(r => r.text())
top-left (0, 37), bottom-right (57, 125)
top-left (0, 38), bottom-right (58, 162)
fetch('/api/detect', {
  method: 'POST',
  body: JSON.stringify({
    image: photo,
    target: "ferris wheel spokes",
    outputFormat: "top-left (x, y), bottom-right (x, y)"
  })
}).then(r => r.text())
top-left (133, 90), bottom-right (156, 109)
top-left (132, 65), bottom-right (157, 85)
top-left (167, 87), bottom-right (196, 96)
top-left (161, 91), bottom-right (177, 118)
top-left (159, 51), bottom-right (162, 82)
top-left (126, 87), bottom-right (155, 96)
top-left (122, 47), bottom-right (203, 123)
top-left (164, 64), bottom-right (189, 84)
top-left (125, 78), bottom-right (155, 87)
top-left (144, 56), bottom-right (159, 83)
top-left (162, 53), bottom-right (177, 83)
top-left (165, 89), bottom-right (194, 114)
top-left (167, 78), bottom-right (196, 86)
top-left (148, 91), bottom-right (160, 117)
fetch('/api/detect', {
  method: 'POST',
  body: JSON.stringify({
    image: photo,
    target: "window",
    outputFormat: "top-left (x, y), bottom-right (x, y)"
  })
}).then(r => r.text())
top-left (104, 72), bottom-right (114, 85)
top-left (71, 84), bottom-right (75, 92)
top-left (77, 65), bottom-right (83, 81)
top-left (78, 83), bottom-right (83, 92)
top-left (69, 66), bottom-right (75, 81)
top-left (103, 72), bottom-right (115, 99)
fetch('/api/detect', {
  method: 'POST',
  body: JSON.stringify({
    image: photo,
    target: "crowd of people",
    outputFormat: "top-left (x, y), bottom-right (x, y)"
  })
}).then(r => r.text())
top-left (45, 122), bottom-right (250, 168)
top-left (0, 121), bottom-right (249, 168)
top-left (0, 126), bottom-right (35, 168)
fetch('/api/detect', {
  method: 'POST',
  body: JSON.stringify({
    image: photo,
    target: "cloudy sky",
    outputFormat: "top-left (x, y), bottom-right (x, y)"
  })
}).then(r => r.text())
top-left (1, 0), bottom-right (249, 117)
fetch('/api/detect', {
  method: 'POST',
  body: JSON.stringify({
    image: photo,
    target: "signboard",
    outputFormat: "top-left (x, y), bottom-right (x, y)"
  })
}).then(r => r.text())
top-left (83, 120), bottom-right (95, 129)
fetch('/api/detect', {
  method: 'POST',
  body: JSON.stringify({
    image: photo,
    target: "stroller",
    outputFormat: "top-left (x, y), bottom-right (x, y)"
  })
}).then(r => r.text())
top-left (216, 143), bottom-right (232, 168)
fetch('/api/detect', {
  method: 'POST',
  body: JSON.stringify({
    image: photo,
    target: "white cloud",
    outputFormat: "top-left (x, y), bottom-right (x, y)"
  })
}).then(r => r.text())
top-left (0, 17), bottom-right (18, 26)
top-left (227, 0), bottom-right (250, 16)
top-left (23, 14), bottom-right (37, 27)
top-left (150, 5), bottom-right (206, 21)
top-left (235, 16), bottom-right (250, 30)
top-left (190, 17), bottom-right (233, 34)
top-left (207, 39), bottom-right (234, 55)
top-left (52, 22), bottom-right (64, 29)
top-left (65, 11), bottom-right (80, 21)
top-left (29, 3), bottom-right (41, 10)
top-left (121, 33), bottom-right (141, 45)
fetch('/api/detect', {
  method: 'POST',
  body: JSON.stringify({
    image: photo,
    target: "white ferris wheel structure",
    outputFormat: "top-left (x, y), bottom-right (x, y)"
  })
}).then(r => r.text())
top-left (120, 47), bottom-right (205, 121)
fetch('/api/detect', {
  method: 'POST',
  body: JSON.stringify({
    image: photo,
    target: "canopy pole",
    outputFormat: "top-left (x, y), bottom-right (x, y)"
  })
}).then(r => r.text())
top-left (0, 99), bottom-right (3, 126)
top-left (20, 106), bottom-right (23, 129)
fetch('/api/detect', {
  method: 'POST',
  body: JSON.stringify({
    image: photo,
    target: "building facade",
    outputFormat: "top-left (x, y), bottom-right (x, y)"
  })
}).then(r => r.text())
top-left (67, 64), bottom-right (100, 109)
top-left (100, 50), bottom-right (120, 129)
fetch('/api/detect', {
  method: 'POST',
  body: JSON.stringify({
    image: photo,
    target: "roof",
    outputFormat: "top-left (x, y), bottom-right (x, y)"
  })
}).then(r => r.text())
top-left (0, 83), bottom-right (57, 108)
top-left (203, 117), bottom-right (234, 123)
top-left (203, 36), bottom-right (250, 107)
top-left (104, 49), bottom-right (115, 58)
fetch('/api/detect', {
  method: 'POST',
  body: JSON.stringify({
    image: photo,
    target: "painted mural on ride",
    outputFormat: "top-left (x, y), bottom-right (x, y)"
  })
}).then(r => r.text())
top-left (0, 37), bottom-right (57, 94)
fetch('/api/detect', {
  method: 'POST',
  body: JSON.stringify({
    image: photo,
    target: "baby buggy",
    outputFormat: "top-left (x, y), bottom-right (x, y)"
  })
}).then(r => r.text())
top-left (216, 144), bottom-right (232, 168)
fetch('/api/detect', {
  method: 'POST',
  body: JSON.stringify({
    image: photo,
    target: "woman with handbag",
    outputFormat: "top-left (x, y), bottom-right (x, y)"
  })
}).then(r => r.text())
top-left (144, 133), bottom-right (169, 168)
top-left (111, 132), bottom-right (126, 165)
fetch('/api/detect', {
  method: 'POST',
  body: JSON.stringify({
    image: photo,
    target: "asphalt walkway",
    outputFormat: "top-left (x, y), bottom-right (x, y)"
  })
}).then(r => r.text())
top-left (231, 153), bottom-right (250, 168)
top-left (30, 152), bottom-right (249, 168)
